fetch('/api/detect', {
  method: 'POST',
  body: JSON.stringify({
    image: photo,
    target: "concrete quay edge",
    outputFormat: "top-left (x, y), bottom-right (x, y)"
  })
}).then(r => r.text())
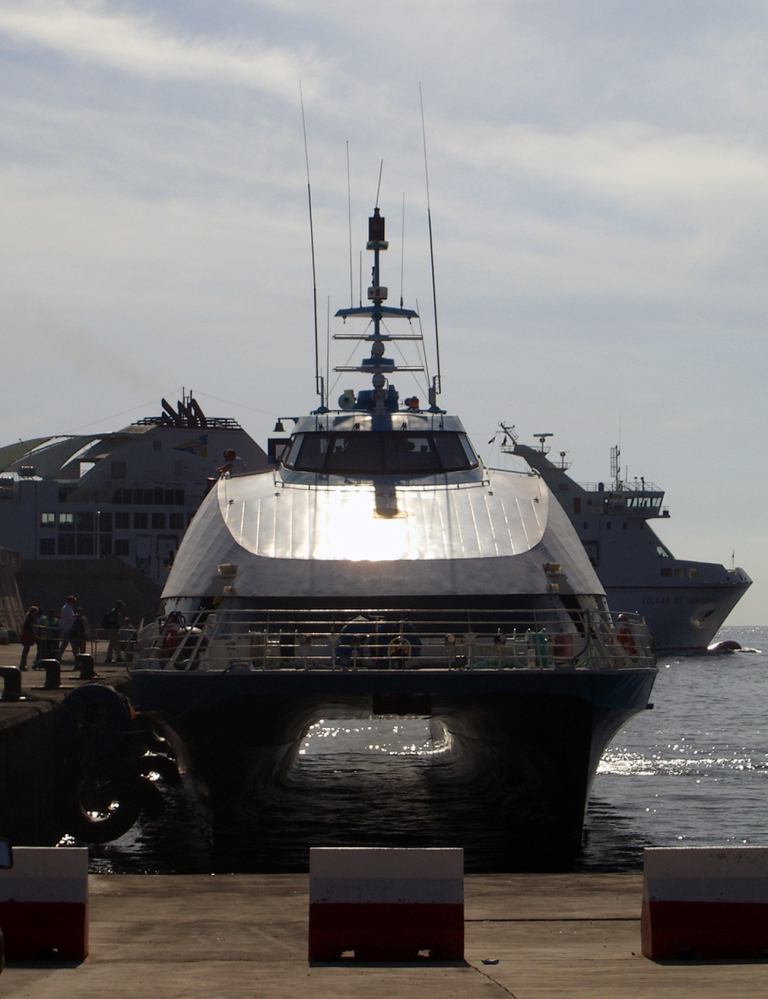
top-left (1, 873), bottom-right (767, 998)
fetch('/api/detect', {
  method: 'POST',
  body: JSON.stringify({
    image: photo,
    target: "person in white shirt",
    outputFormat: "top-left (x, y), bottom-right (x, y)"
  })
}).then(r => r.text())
top-left (58, 595), bottom-right (77, 660)
top-left (216, 449), bottom-right (246, 476)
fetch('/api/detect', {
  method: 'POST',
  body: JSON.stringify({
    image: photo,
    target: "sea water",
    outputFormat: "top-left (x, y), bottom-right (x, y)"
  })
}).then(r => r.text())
top-left (89, 625), bottom-right (768, 873)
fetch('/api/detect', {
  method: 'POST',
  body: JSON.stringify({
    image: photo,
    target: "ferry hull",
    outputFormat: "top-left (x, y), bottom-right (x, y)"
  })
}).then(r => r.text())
top-left (604, 583), bottom-right (750, 652)
top-left (130, 667), bottom-right (656, 866)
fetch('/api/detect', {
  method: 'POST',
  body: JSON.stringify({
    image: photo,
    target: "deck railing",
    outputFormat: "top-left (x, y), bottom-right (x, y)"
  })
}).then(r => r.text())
top-left (131, 607), bottom-right (655, 673)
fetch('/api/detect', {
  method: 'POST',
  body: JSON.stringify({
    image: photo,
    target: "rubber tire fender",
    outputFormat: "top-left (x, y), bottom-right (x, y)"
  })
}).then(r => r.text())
top-left (59, 684), bottom-right (133, 756)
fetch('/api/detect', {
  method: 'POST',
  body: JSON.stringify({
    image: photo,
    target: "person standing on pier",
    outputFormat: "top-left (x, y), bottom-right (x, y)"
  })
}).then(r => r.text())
top-left (18, 605), bottom-right (38, 671)
top-left (39, 608), bottom-right (59, 661)
top-left (102, 600), bottom-right (125, 663)
top-left (70, 607), bottom-right (90, 663)
top-left (58, 595), bottom-right (77, 661)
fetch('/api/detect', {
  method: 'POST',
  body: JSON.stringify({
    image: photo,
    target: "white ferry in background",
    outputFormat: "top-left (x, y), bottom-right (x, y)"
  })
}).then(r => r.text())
top-left (505, 431), bottom-right (751, 652)
top-left (0, 396), bottom-right (268, 621)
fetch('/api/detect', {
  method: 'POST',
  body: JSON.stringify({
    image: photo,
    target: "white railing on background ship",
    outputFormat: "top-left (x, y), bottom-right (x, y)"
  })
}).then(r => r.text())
top-left (130, 607), bottom-right (655, 673)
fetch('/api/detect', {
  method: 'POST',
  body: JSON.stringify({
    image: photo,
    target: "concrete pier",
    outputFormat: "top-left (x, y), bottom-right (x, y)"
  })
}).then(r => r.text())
top-left (1, 873), bottom-right (767, 997)
top-left (0, 643), bottom-right (131, 846)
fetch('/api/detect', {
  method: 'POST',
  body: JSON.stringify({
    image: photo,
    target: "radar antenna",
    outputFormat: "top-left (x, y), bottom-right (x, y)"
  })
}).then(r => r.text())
top-left (610, 444), bottom-right (621, 490)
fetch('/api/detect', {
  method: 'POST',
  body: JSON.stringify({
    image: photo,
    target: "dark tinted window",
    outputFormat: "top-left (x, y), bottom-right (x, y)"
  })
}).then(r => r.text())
top-left (294, 435), bottom-right (328, 471)
top-left (382, 435), bottom-right (440, 473)
top-left (286, 432), bottom-right (477, 474)
top-left (433, 434), bottom-right (468, 470)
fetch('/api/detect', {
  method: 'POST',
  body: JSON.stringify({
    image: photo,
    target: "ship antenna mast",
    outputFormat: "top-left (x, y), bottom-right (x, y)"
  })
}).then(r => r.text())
top-left (300, 83), bottom-right (323, 406)
top-left (610, 444), bottom-right (621, 491)
top-left (420, 83), bottom-right (442, 412)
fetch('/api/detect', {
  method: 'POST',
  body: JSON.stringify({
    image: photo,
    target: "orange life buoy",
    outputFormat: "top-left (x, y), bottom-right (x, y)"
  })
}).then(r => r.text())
top-left (617, 626), bottom-right (637, 658)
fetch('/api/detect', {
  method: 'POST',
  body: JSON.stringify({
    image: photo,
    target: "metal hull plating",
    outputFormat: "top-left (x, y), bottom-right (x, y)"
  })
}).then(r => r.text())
top-left (604, 583), bottom-right (749, 652)
top-left (130, 666), bottom-right (655, 864)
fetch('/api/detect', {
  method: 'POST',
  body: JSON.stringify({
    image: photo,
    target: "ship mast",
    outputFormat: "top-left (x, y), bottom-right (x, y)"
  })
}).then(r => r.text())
top-left (334, 208), bottom-right (424, 419)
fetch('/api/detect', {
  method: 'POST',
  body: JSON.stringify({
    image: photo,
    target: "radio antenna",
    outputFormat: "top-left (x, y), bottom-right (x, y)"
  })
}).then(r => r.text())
top-left (300, 82), bottom-right (321, 401)
top-left (419, 83), bottom-right (442, 410)
top-left (326, 294), bottom-right (331, 409)
top-left (375, 159), bottom-right (384, 208)
top-left (346, 141), bottom-right (354, 308)
top-left (399, 192), bottom-right (405, 308)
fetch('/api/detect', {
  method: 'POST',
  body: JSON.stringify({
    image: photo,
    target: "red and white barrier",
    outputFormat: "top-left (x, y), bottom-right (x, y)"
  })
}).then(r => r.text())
top-left (0, 848), bottom-right (89, 960)
top-left (309, 847), bottom-right (464, 960)
top-left (642, 846), bottom-right (768, 959)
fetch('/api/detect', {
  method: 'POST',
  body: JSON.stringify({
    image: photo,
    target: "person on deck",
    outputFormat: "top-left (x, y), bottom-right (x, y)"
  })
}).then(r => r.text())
top-left (216, 449), bottom-right (246, 476)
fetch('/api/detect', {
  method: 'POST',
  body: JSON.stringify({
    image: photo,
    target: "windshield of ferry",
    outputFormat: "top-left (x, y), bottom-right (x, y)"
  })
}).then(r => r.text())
top-left (283, 431), bottom-right (478, 475)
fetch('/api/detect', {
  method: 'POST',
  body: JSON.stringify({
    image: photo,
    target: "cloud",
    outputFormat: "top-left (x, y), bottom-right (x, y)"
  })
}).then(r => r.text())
top-left (438, 120), bottom-right (768, 219)
top-left (0, 1), bottom-right (328, 100)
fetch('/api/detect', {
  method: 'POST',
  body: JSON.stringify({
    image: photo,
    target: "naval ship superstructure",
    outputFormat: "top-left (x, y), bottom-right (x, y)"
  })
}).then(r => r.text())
top-left (508, 433), bottom-right (751, 651)
top-left (127, 206), bottom-right (657, 862)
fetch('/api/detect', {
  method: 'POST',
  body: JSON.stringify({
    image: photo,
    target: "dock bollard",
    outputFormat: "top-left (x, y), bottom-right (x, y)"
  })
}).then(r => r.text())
top-left (641, 846), bottom-right (768, 959)
top-left (0, 667), bottom-right (22, 702)
top-left (38, 660), bottom-right (61, 690)
top-left (308, 847), bottom-right (464, 961)
top-left (0, 847), bottom-right (88, 959)
top-left (75, 653), bottom-right (96, 679)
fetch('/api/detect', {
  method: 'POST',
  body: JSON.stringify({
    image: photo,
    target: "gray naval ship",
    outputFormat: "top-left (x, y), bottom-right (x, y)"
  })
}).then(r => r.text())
top-left (128, 206), bottom-right (657, 863)
top-left (505, 432), bottom-right (751, 652)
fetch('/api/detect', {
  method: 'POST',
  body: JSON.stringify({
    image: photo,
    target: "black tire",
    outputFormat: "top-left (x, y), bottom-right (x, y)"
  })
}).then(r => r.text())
top-left (58, 684), bottom-right (133, 756)
top-left (62, 776), bottom-right (144, 843)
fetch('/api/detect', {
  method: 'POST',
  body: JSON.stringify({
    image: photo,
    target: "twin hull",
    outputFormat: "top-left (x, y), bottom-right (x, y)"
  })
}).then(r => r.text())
top-left (141, 445), bottom-right (656, 865)
top-left (130, 666), bottom-right (655, 865)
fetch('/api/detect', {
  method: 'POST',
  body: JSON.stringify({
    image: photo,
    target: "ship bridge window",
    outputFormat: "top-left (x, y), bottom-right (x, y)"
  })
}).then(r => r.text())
top-left (656, 545), bottom-right (671, 558)
top-left (284, 432), bottom-right (478, 475)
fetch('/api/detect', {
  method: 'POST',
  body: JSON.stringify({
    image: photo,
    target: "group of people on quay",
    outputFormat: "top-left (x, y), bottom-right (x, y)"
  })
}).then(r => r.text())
top-left (18, 596), bottom-right (135, 670)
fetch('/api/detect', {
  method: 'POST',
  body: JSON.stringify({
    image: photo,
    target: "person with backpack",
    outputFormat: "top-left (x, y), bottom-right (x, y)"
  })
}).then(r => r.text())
top-left (101, 600), bottom-right (125, 663)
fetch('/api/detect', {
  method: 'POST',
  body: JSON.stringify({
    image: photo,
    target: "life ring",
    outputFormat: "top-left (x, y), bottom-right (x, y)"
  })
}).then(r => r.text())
top-left (617, 626), bottom-right (638, 658)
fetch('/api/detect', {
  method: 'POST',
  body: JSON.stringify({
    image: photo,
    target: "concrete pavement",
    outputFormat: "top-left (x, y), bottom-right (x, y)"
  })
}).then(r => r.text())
top-left (2, 873), bottom-right (768, 998)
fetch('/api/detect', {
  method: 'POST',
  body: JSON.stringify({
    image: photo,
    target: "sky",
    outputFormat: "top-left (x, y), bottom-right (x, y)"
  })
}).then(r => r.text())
top-left (0, 0), bottom-right (766, 623)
